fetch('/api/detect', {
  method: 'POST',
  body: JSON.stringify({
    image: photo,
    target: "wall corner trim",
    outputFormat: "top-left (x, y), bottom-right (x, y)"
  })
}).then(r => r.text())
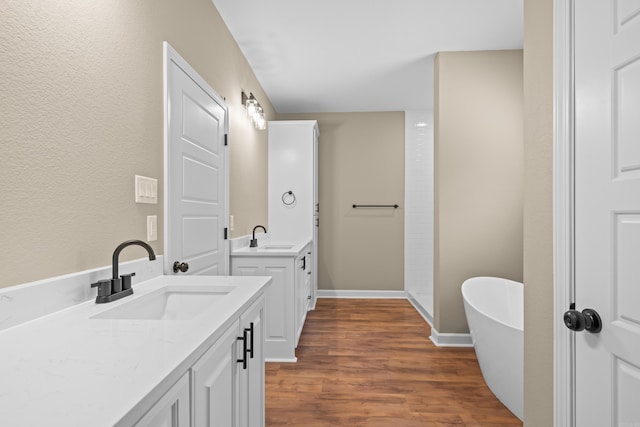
top-left (429, 328), bottom-right (473, 347)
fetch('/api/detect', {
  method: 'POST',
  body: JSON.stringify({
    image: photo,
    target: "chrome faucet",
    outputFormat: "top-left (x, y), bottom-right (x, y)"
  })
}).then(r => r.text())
top-left (91, 239), bottom-right (156, 303)
top-left (250, 225), bottom-right (266, 247)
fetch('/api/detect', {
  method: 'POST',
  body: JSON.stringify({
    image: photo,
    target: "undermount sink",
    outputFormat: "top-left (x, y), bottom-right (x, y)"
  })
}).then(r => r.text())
top-left (91, 284), bottom-right (234, 320)
top-left (259, 245), bottom-right (294, 250)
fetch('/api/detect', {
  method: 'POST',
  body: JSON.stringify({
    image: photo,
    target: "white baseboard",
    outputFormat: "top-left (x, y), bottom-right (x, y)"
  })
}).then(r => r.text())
top-left (265, 357), bottom-right (297, 363)
top-left (407, 295), bottom-right (433, 327)
top-left (317, 289), bottom-right (407, 299)
top-left (429, 327), bottom-right (473, 347)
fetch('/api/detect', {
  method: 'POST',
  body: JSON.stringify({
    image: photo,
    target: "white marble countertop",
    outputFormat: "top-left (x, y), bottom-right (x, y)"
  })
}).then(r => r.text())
top-left (0, 275), bottom-right (271, 426)
top-left (231, 239), bottom-right (311, 257)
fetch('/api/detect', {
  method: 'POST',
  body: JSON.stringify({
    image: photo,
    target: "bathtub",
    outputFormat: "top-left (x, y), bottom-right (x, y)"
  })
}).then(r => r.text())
top-left (461, 276), bottom-right (523, 421)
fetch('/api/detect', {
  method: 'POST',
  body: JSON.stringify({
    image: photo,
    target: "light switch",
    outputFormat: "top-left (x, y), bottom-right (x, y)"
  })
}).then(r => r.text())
top-left (230, 215), bottom-right (234, 231)
top-left (147, 215), bottom-right (158, 241)
top-left (135, 175), bottom-right (158, 204)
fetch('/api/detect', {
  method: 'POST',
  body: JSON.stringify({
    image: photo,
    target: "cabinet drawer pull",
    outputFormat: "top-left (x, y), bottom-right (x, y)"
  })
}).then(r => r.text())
top-left (245, 322), bottom-right (254, 359)
top-left (237, 330), bottom-right (248, 370)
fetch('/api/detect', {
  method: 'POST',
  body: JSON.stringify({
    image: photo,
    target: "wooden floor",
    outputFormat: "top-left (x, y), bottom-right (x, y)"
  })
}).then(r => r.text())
top-left (265, 298), bottom-right (522, 427)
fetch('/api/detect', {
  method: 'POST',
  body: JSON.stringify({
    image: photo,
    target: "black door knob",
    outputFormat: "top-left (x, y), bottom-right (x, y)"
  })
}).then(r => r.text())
top-left (563, 309), bottom-right (585, 331)
top-left (173, 261), bottom-right (189, 273)
top-left (581, 308), bottom-right (602, 333)
top-left (563, 307), bottom-right (602, 333)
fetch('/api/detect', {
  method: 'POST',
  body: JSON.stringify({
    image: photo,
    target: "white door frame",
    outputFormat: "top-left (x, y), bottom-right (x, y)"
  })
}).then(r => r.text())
top-left (553, 0), bottom-right (575, 425)
top-left (162, 42), bottom-right (230, 275)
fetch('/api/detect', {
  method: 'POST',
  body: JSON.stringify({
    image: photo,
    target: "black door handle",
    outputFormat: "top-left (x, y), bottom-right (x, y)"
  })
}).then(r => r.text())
top-left (563, 305), bottom-right (602, 333)
top-left (244, 322), bottom-right (254, 359)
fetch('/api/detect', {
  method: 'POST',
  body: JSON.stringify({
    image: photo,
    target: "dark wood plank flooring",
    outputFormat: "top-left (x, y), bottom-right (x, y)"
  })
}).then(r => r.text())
top-left (265, 298), bottom-right (522, 426)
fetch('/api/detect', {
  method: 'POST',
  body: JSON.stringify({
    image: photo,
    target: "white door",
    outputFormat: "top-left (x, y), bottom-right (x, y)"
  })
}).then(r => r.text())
top-left (164, 43), bottom-right (228, 276)
top-left (574, 1), bottom-right (640, 425)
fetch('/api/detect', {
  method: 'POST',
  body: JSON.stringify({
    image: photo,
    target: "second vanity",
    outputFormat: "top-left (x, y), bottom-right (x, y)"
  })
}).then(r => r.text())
top-left (231, 240), bottom-right (312, 362)
top-left (0, 274), bottom-right (270, 426)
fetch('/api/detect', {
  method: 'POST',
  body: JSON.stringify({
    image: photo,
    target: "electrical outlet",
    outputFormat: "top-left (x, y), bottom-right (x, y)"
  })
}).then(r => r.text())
top-left (147, 215), bottom-right (157, 241)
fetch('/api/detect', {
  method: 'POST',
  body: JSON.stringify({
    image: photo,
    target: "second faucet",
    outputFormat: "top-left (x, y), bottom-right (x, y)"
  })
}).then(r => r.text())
top-left (250, 225), bottom-right (267, 247)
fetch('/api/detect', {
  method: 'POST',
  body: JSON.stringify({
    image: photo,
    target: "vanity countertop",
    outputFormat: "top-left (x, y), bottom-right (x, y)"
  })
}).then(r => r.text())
top-left (231, 239), bottom-right (311, 257)
top-left (0, 275), bottom-right (271, 426)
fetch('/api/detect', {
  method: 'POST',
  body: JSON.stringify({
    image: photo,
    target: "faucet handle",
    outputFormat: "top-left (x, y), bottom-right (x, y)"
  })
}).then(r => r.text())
top-left (91, 279), bottom-right (112, 297)
top-left (120, 272), bottom-right (136, 291)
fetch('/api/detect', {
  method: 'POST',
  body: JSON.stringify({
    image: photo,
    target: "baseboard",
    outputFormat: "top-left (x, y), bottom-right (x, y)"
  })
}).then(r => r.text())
top-left (429, 327), bottom-right (473, 348)
top-left (317, 289), bottom-right (407, 299)
top-left (265, 357), bottom-right (297, 363)
top-left (407, 294), bottom-right (433, 327)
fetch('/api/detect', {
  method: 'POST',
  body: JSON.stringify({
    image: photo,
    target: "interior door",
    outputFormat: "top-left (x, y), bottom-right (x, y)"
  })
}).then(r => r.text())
top-left (574, 1), bottom-right (640, 425)
top-left (165, 43), bottom-right (228, 276)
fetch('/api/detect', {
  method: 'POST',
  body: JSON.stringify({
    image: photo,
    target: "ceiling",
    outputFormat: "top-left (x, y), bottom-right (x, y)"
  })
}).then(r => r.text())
top-left (211, 0), bottom-right (523, 113)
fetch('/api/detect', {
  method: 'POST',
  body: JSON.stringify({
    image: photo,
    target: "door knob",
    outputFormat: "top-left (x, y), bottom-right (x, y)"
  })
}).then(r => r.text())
top-left (563, 305), bottom-right (602, 333)
top-left (173, 261), bottom-right (189, 273)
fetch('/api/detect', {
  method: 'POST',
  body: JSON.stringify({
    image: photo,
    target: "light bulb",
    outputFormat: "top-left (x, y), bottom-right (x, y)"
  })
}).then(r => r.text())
top-left (246, 97), bottom-right (258, 118)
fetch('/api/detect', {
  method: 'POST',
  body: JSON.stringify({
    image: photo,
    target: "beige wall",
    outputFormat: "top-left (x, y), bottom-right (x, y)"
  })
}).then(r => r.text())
top-left (0, 0), bottom-right (272, 288)
top-left (523, 0), bottom-right (554, 425)
top-left (434, 50), bottom-right (524, 334)
top-left (279, 112), bottom-right (405, 291)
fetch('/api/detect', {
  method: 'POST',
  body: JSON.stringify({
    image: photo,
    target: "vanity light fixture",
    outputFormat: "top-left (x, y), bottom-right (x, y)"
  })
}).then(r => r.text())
top-left (241, 91), bottom-right (267, 130)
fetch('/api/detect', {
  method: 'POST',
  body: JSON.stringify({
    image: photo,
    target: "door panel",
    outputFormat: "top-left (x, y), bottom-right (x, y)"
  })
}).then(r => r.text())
top-left (574, 1), bottom-right (640, 425)
top-left (165, 45), bottom-right (227, 276)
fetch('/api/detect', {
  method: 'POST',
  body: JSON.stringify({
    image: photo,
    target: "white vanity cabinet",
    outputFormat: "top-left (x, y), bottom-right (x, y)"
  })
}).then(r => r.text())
top-left (0, 275), bottom-right (270, 427)
top-left (231, 243), bottom-right (311, 362)
top-left (191, 296), bottom-right (265, 427)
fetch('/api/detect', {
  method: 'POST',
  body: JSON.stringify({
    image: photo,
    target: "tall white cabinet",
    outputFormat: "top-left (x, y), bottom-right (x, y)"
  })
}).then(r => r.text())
top-left (267, 120), bottom-right (319, 308)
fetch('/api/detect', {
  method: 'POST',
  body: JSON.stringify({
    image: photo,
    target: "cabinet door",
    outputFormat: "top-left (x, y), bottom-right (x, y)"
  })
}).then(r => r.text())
top-left (134, 372), bottom-right (190, 427)
top-left (239, 297), bottom-right (265, 427)
top-left (231, 257), bottom-right (296, 361)
top-left (294, 254), bottom-right (306, 347)
top-left (192, 320), bottom-right (240, 427)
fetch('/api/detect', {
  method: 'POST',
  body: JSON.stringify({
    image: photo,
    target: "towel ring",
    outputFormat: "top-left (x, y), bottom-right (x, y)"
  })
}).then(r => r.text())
top-left (282, 190), bottom-right (296, 206)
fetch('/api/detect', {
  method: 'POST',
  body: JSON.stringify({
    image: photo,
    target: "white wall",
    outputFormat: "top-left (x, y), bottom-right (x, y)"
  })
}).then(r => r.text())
top-left (404, 110), bottom-right (435, 321)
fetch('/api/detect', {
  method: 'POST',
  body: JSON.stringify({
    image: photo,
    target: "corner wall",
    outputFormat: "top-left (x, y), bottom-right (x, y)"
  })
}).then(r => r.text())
top-left (434, 50), bottom-right (524, 333)
top-left (523, 0), bottom-right (554, 424)
top-left (0, 0), bottom-right (272, 288)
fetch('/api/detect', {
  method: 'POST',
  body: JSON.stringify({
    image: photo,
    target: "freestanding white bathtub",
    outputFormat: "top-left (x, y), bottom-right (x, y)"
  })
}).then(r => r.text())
top-left (461, 276), bottom-right (523, 421)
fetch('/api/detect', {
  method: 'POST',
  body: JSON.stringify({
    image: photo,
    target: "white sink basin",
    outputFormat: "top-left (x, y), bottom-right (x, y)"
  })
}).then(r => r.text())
top-left (91, 284), bottom-right (234, 320)
top-left (259, 245), bottom-right (294, 250)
